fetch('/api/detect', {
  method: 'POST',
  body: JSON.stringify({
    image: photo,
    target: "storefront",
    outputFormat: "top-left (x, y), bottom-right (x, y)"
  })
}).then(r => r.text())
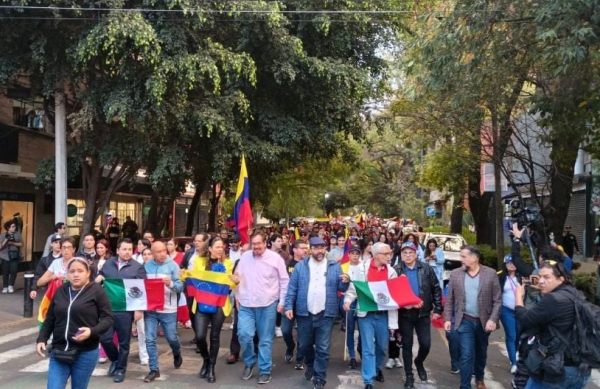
top-left (0, 191), bottom-right (35, 262)
top-left (66, 197), bottom-right (142, 237)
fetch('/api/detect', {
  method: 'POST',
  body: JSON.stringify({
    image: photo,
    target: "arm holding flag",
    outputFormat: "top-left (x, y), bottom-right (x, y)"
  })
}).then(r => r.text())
top-left (169, 263), bottom-right (184, 293)
top-left (387, 269), bottom-right (399, 330)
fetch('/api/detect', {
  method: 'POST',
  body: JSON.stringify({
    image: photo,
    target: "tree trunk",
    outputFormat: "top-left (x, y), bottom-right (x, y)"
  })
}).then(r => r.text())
top-left (491, 109), bottom-right (505, 268)
top-left (185, 183), bottom-right (203, 236)
top-left (450, 193), bottom-right (464, 234)
top-left (208, 183), bottom-right (223, 233)
top-left (546, 135), bottom-right (580, 246)
top-left (146, 192), bottom-right (160, 236)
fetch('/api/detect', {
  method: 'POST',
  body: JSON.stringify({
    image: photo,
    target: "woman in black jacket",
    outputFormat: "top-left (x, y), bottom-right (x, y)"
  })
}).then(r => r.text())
top-left (514, 261), bottom-right (591, 389)
top-left (36, 257), bottom-right (114, 389)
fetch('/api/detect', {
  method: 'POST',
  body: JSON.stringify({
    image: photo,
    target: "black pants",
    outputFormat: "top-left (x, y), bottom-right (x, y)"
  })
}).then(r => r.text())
top-left (100, 311), bottom-right (134, 373)
top-left (2, 260), bottom-right (18, 287)
top-left (195, 308), bottom-right (226, 364)
top-left (388, 329), bottom-right (401, 359)
top-left (399, 314), bottom-right (431, 377)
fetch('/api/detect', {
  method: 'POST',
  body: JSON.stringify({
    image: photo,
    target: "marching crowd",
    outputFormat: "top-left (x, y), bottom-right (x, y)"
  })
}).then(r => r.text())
top-left (0, 215), bottom-right (588, 389)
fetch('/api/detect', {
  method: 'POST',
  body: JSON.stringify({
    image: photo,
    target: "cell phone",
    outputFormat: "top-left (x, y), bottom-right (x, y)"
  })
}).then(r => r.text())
top-left (74, 329), bottom-right (84, 337)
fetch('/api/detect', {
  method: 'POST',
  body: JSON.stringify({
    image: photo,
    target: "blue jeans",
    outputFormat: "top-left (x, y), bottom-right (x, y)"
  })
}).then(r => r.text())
top-left (457, 319), bottom-right (490, 389)
top-left (48, 348), bottom-right (99, 389)
top-left (238, 301), bottom-right (277, 375)
top-left (525, 366), bottom-right (592, 389)
top-left (446, 324), bottom-right (461, 372)
top-left (282, 313), bottom-right (304, 363)
top-left (500, 305), bottom-right (520, 366)
top-left (100, 311), bottom-right (133, 373)
top-left (145, 311), bottom-right (181, 372)
top-left (357, 312), bottom-right (389, 385)
top-left (345, 301), bottom-right (358, 359)
top-left (297, 312), bottom-right (334, 384)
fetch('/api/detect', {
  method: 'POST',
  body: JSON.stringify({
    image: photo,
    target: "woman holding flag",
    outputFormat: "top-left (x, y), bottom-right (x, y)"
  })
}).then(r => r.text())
top-left (184, 236), bottom-right (233, 383)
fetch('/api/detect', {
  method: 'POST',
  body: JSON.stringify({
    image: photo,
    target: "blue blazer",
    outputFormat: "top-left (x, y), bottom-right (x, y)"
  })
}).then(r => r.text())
top-left (284, 258), bottom-right (349, 317)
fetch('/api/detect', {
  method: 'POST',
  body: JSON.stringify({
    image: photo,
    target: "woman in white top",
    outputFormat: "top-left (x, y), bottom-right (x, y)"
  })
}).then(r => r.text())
top-left (424, 238), bottom-right (445, 286)
top-left (37, 237), bottom-right (76, 288)
top-left (133, 238), bottom-right (152, 264)
top-left (499, 255), bottom-right (521, 373)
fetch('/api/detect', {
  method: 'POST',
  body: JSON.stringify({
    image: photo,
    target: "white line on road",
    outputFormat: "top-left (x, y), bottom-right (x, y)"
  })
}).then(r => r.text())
top-left (0, 327), bottom-right (38, 346)
top-left (0, 344), bottom-right (36, 365)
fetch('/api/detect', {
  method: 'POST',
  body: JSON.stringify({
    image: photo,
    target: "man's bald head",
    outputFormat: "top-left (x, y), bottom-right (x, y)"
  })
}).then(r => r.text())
top-left (152, 241), bottom-right (168, 263)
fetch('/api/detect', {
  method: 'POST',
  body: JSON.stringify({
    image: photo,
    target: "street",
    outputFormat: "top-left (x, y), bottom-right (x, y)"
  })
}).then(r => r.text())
top-left (0, 283), bottom-right (598, 389)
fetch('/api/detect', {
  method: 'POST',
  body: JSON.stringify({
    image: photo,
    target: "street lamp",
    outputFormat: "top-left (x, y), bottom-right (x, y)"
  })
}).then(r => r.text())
top-left (323, 193), bottom-right (330, 217)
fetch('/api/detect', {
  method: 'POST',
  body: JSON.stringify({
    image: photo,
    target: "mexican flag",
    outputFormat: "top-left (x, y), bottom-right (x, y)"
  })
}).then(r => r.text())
top-left (354, 277), bottom-right (422, 313)
top-left (104, 279), bottom-right (165, 311)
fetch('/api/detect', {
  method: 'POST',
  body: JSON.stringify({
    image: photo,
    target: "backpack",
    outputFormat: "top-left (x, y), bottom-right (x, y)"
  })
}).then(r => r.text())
top-left (551, 288), bottom-right (600, 369)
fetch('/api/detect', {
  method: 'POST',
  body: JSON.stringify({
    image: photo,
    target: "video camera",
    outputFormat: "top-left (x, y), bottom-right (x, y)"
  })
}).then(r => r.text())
top-left (507, 200), bottom-right (543, 229)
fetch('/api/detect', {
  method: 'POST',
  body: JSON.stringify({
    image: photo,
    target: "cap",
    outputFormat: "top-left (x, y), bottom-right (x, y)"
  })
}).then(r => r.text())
top-left (348, 246), bottom-right (362, 254)
top-left (230, 235), bottom-right (241, 243)
top-left (531, 269), bottom-right (540, 277)
top-left (51, 234), bottom-right (62, 242)
top-left (330, 234), bottom-right (337, 240)
top-left (504, 254), bottom-right (513, 263)
top-left (350, 236), bottom-right (359, 241)
top-left (401, 242), bottom-right (417, 251)
top-left (309, 237), bottom-right (327, 247)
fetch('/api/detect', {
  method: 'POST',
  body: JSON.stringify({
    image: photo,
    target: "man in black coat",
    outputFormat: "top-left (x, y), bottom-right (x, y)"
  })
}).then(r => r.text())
top-left (394, 242), bottom-right (442, 389)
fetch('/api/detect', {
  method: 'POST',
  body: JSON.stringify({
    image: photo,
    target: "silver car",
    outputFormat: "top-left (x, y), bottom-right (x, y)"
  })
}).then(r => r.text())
top-left (423, 233), bottom-right (468, 285)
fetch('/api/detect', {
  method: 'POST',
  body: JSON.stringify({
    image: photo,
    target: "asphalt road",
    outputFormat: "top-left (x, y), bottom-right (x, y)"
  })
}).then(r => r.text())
top-left (0, 313), bottom-right (599, 389)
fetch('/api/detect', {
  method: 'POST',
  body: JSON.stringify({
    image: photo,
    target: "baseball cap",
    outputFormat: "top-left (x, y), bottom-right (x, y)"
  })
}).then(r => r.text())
top-left (504, 254), bottom-right (513, 263)
top-left (348, 246), bottom-right (362, 254)
top-left (51, 234), bottom-right (62, 242)
top-left (400, 242), bottom-right (417, 251)
top-left (309, 237), bottom-right (327, 247)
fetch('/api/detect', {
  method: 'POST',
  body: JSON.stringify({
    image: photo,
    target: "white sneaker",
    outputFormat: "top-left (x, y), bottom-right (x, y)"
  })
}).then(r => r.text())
top-left (1, 288), bottom-right (7, 294)
top-left (394, 358), bottom-right (403, 368)
top-left (98, 357), bottom-right (107, 364)
top-left (7, 286), bottom-right (14, 294)
top-left (141, 360), bottom-right (149, 366)
top-left (385, 358), bottom-right (395, 369)
top-left (511, 364), bottom-right (517, 374)
top-left (275, 327), bottom-right (283, 338)
top-left (229, 322), bottom-right (234, 330)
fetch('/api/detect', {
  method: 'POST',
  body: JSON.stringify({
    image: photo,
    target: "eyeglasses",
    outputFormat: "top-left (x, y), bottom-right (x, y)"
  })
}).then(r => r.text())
top-left (378, 251), bottom-right (393, 256)
top-left (62, 245), bottom-right (74, 249)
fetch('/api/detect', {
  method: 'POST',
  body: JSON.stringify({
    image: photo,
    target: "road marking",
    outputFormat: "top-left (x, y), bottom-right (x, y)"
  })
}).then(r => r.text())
top-left (0, 327), bottom-right (38, 346)
top-left (0, 318), bottom-right (36, 329)
top-left (0, 344), bottom-right (36, 365)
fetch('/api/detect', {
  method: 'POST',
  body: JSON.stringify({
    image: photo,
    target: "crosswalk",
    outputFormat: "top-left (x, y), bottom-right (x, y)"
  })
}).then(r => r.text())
top-left (2, 323), bottom-right (600, 389)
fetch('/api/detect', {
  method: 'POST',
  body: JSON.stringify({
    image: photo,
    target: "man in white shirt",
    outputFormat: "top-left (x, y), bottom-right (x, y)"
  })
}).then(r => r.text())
top-left (229, 235), bottom-right (242, 264)
top-left (284, 237), bottom-right (349, 389)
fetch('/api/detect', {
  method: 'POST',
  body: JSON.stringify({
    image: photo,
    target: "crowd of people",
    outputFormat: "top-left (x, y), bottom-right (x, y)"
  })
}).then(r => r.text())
top-left (27, 216), bottom-right (594, 389)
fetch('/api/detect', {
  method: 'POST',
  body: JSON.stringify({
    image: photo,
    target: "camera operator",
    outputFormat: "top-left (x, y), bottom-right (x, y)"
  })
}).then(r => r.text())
top-left (510, 223), bottom-right (567, 277)
top-left (0, 221), bottom-right (23, 294)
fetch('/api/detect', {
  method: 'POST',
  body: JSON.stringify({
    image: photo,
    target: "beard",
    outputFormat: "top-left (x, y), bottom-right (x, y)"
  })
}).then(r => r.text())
top-left (313, 252), bottom-right (325, 261)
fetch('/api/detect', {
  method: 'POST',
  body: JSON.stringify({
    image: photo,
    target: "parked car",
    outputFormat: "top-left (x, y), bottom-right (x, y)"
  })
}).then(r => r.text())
top-left (423, 233), bottom-right (468, 285)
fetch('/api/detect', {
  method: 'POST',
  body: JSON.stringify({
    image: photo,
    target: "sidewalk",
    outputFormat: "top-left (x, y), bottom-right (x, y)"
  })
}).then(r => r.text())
top-left (574, 258), bottom-right (599, 274)
top-left (0, 274), bottom-right (39, 327)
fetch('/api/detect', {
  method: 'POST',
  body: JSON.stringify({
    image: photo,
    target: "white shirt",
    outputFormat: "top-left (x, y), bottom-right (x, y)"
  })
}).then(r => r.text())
top-left (503, 276), bottom-right (518, 310)
top-left (347, 261), bottom-right (363, 281)
top-left (307, 257), bottom-right (327, 315)
top-left (230, 249), bottom-right (241, 265)
top-left (48, 257), bottom-right (69, 277)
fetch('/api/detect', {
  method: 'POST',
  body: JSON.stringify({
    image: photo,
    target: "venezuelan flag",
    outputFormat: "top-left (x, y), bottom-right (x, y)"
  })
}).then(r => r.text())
top-left (38, 279), bottom-right (62, 328)
top-left (234, 154), bottom-right (254, 245)
top-left (339, 230), bottom-right (352, 266)
top-left (182, 268), bottom-right (235, 316)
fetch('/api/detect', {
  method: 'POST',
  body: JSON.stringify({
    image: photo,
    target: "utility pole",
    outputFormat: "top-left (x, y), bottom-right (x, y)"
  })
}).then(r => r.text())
top-left (55, 87), bottom-right (67, 224)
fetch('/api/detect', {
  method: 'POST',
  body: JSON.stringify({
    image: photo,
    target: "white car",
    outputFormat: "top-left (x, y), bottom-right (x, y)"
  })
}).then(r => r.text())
top-left (423, 233), bottom-right (468, 285)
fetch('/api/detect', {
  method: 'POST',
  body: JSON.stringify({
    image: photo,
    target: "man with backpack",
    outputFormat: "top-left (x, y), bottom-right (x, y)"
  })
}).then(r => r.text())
top-left (514, 260), bottom-right (594, 389)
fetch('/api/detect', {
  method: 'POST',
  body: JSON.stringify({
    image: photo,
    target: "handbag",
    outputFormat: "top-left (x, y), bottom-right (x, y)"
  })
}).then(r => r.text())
top-left (52, 348), bottom-right (80, 365)
top-left (8, 250), bottom-right (20, 261)
top-left (524, 334), bottom-right (566, 383)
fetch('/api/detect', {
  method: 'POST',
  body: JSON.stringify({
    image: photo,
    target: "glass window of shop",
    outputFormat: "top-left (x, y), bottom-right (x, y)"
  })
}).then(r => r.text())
top-left (0, 197), bottom-right (34, 261)
top-left (67, 199), bottom-right (140, 237)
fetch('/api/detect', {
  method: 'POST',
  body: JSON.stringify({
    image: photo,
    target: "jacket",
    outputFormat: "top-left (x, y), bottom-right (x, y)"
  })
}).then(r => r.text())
top-left (100, 257), bottom-right (146, 280)
top-left (344, 260), bottom-right (399, 330)
top-left (144, 257), bottom-right (184, 313)
top-left (515, 284), bottom-right (579, 366)
top-left (394, 261), bottom-right (443, 318)
top-left (444, 265), bottom-right (502, 329)
top-left (284, 258), bottom-right (349, 317)
top-left (37, 282), bottom-right (114, 352)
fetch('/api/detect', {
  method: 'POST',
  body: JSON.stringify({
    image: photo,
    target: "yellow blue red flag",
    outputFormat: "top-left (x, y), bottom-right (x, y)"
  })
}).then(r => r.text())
top-left (234, 154), bottom-right (254, 245)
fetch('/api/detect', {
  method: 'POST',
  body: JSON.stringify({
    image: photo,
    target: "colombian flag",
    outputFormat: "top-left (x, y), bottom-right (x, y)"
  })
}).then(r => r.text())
top-left (38, 279), bottom-right (62, 328)
top-left (339, 229), bottom-right (352, 267)
top-left (234, 154), bottom-right (254, 245)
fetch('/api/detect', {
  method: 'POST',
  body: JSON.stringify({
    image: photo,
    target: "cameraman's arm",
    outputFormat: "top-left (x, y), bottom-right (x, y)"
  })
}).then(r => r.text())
top-left (511, 223), bottom-right (533, 277)
top-left (9, 233), bottom-right (23, 247)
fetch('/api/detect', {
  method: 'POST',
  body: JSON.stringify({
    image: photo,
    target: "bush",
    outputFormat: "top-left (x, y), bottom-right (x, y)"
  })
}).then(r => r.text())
top-left (573, 272), bottom-right (597, 303)
top-left (475, 244), bottom-right (533, 270)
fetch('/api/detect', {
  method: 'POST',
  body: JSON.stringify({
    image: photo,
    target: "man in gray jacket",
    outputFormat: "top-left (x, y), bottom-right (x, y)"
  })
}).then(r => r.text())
top-left (443, 245), bottom-right (502, 389)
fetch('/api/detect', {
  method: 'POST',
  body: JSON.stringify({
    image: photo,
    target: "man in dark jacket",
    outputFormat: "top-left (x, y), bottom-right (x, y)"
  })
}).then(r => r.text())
top-left (394, 242), bottom-right (442, 389)
top-left (96, 238), bottom-right (146, 383)
top-left (284, 237), bottom-right (349, 389)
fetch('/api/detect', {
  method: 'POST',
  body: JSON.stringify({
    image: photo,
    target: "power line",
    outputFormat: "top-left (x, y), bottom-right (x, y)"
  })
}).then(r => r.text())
top-left (0, 4), bottom-right (508, 14)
